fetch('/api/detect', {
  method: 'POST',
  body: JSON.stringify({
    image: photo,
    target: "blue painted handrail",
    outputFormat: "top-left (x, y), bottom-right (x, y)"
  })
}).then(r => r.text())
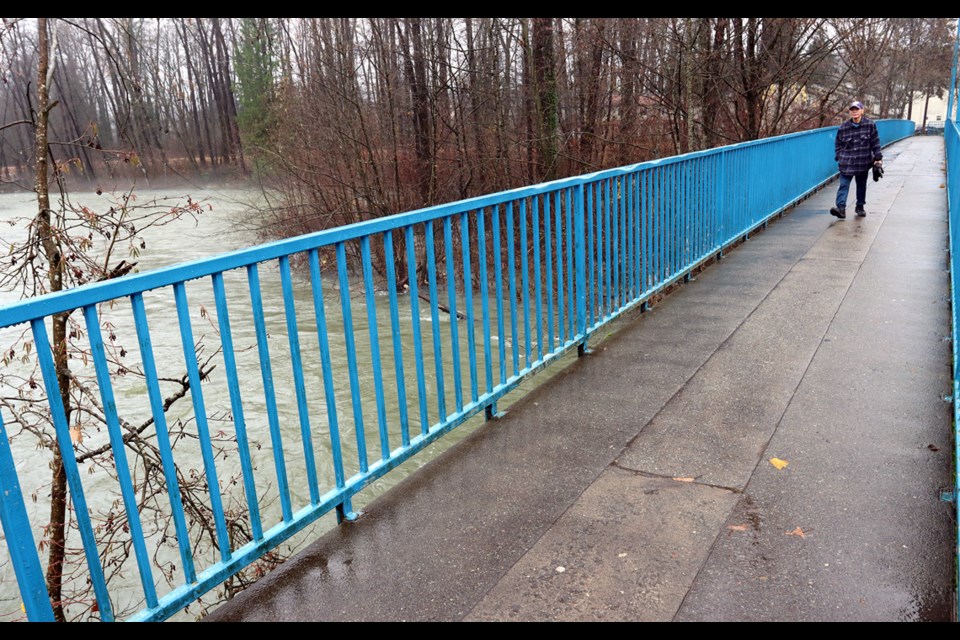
top-left (945, 118), bottom-right (960, 619)
top-left (0, 120), bottom-right (915, 621)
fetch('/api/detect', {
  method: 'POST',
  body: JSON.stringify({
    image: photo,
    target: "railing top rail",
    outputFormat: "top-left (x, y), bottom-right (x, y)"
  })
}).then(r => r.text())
top-left (0, 121), bottom-right (905, 330)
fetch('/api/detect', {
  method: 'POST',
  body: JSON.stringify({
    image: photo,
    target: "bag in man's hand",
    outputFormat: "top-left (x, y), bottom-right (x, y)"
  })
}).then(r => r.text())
top-left (872, 163), bottom-right (884, 182)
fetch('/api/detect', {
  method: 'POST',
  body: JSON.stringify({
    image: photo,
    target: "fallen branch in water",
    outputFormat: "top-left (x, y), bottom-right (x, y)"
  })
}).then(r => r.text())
top-left (418, 291), bottom-right (467, 320)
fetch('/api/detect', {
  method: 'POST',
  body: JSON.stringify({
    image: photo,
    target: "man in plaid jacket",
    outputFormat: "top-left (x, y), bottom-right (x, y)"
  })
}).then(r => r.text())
top-left (830, 100), bottom-right (883, 219)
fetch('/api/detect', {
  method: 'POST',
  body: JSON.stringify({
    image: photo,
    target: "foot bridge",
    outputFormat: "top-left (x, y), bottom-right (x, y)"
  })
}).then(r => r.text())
top-left (3, 120), bottom-right (959, 621)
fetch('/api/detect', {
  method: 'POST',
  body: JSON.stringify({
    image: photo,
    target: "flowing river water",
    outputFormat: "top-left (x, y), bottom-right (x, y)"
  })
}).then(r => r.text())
top-left (0, 185), bottom-right (578, 620)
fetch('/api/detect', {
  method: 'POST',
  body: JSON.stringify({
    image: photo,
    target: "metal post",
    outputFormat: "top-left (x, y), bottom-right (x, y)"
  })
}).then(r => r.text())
top-left (948, 19), bottom-right (960, 123)
top-left (574, 184), bottom-right (588, 356)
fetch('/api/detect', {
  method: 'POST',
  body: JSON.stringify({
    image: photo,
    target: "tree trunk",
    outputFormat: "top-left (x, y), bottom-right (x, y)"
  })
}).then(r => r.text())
top-left (531, 17), bottom-right (559, 182)
top-left (34, 18), bottom-right (70, 622)
top-left (618, 19), bottom-right (638, 165)
top-left (398, 18), bottom-right (434, 205)
top-left (579, 19), bottom-right (605, 167)
top-left (211, 18), bottom-right (247, 173)
top-left (177, 19), bottom-right (211, 170)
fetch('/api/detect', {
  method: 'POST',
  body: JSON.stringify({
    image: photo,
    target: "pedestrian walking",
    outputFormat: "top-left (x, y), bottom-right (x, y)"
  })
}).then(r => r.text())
top-left (830, 100), bottom-right (883, 219)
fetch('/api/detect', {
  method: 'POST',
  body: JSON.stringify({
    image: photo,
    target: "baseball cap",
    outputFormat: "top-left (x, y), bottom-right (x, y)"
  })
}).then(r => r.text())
top-left (849, 100), bottom-right (864, 110)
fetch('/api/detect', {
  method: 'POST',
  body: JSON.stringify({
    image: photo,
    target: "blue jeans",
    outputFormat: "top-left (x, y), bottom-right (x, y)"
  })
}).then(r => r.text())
top-left (836, 170), bottom-right (869, 209)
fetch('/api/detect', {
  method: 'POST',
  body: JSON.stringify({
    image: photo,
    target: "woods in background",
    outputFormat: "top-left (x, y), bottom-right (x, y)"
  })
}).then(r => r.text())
top-left (2, 18), bottom-right (955, 237)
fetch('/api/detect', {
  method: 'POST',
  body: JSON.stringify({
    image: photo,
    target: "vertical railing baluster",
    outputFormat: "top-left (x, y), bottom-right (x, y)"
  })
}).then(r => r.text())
top-left (544, 194), bottom-right (554, 353)
top-left (532, 197), bottom-right (543, 362)
top-left (617, 175), bottom-right (630, 309)
top-left (279, 256), bottom-right (320, 504)
top-left (565, 188), bottom-right (574, 340)
top-left (574, 183), bottom-right (586, 344)
top-left (0, 410), bottom-right (55, 621)
top-left (556, 191), bottom-right (565, 344)
top-left (653, 169), bottom-right (659, 287)
top-left (621, 175), bottom-right (628, 305)
top-left (383, 231), bottom-right (410, 447)
top-left (443, 217), bottom-right (463, 412)
top-left (674, 161), bottom-right (690, 274)
top-left (701, 158), bottom-right (707, 258)
top-left (700, 157), bottom-right (706, 258)
top-left (604, 178), bottom-right (612, 317)
top-left (424, 220), bottom-right (447, 423)
top-left (507, 201), bottom-right (520, 378)
top-left (82, 304), bottom-right (158, 608)
top-left (460, 213), bottom-right (479, 404)
top-left (668, 165), bottom-right (674, 274)
top-left (665, 167), bottom-right (671, 275)
top-left (335, 243), bottom-right (369, 474)
top-left (624, 174), bottom-right (632, 301)
top-left (657, 167), bottom-right (663, 285)
top-left (360, 237), bottom-right (390, 461)
top-left (682, 161), bottom-right (688, 270)
top-left (694, 158), bottom-right (699, 261)
top-left (728, 150), bottom-right (736, 242)
top-left (477, 209), bottom-right (494, 414)
top-left (648, 170), bottom-right (655, 286)
top-left (404, 226), bottom-right (430, 436)
top-left (692, 159), bottom-right (699, 260)
top-left (520, 198), bottom-right (532, 369)
top-left (246, 265), bottom-right (293, 521)
top-left (634, 172), bottom-right (641, 299)
top-left (621, 175), bottom-right (628, 302)
top-left (627, 173), bottom-right (635, 301)
top-left (610, 178), bottom-right (620, 311)
top-left (714, 154), bottom-right (722, 256)
top-left (689, 159), bottom-right (695, 265)
top-left (308, 249), bottom-right (352, 518)
top-left (493, 205), bottom-right (506, 385)
top-left (683, 162), bottom-right (689, 267)
top-left (672, 165), bottom-right (679, 274)
top-left (132, 293), bottom-right (201, 573)
top-left (597, 181), bottom-right (606, 319)
top-left (624, 175), bottom-right (631, 306)
top-left (31, 318), bottom-right (114, 620)
top-left (641, 170), bottom-right (649, 297)
top-left (587, 182), bottom-right (595, 328)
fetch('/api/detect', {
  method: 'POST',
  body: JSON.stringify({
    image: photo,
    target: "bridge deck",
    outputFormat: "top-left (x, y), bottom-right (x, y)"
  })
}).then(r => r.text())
top-left (207, 136), bottom-right (954, 622)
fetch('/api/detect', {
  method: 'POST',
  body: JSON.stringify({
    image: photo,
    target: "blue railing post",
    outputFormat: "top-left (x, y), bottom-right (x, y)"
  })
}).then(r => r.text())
top-left (947, 21), bottom-right (959, 125)
top-left (946, 118), bottom-right (960, 621)
top-left (716, 150), bottom-right (727, 258)
top-left (574, 184), bottom-right (588, 357)
top-left (0, 411), bottom-right (54, 621)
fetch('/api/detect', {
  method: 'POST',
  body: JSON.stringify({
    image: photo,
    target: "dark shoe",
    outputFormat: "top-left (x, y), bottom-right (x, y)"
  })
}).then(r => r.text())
top-left (855, 205), bottom-right (866, 217)
top-left (830, 206), bottom-right (846, 219)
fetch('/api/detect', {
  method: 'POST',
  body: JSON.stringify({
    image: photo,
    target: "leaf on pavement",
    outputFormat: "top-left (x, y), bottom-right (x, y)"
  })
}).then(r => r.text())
top-left (785, 527), bottom-right (807, 539)
top-left (672, 477), bottom-right (695, 483)
top-left (727, 524), bottom-right (749, 532)
top-left (769, 457), bottom-right (789, 470)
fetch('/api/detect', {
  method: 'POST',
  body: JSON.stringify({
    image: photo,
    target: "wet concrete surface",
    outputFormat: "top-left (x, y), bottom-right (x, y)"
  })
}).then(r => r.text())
top-left (464, 468), bottom-right (740, 621)
top-left (206, 136), bottom-right (954, 622)
top-left (675, 136), bottom-right (955, 622)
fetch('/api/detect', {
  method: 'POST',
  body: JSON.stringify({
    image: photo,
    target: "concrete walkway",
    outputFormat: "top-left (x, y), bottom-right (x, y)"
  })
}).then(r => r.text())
top-left (207, 136), bottom-right (955, 622)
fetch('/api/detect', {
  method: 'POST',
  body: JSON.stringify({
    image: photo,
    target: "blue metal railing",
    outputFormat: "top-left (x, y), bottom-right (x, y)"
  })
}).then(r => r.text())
top-left (946, 118), bottom-right (960, 619)
top-left (0, 120), bottom-right (915, 621)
